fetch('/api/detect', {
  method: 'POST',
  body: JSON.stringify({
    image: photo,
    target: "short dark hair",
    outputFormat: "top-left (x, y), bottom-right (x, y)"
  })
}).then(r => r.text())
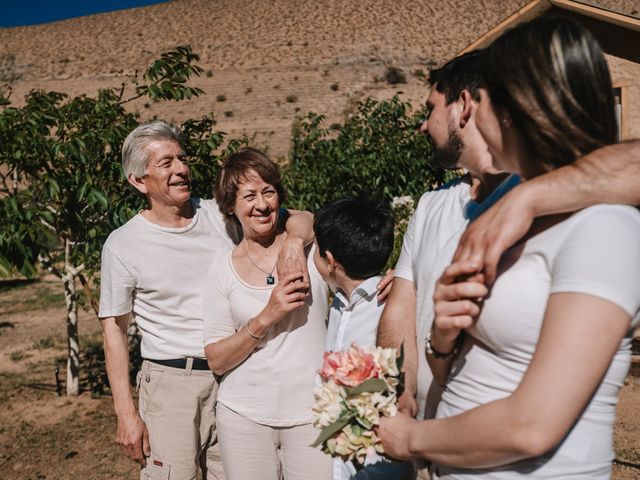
top-left (214, 147), bottom-right (287, 225)
top-left (314, 197), bottom-right (394, 280)
top-left (428, 50), bottom-right (483, 104)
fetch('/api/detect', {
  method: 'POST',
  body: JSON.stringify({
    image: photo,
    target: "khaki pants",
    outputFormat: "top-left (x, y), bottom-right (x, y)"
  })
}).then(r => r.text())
top-left (216, 403), bottom-right (332, 480)
top-left (138, 360), bottom-right (224, 480)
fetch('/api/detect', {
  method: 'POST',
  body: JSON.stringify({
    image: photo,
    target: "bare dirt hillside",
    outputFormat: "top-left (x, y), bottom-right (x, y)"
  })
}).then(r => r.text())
top-left (3, 0), bottom-right (538, 158)
top-left (3, 0), bottom-right (638, 158)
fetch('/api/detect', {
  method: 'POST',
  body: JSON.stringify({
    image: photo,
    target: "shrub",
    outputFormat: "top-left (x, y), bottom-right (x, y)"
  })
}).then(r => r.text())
top-left (284, 95), bottom-right (449, 213)
top-left (413, 69), bottom-right (427, 80)
top-left (216, 94), bottom-right (226, 102)
top-left (384, 66), bottom-right (406, 85)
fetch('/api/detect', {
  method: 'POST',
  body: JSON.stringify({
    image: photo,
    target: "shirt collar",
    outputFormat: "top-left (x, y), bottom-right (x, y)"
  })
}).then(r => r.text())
top-left (335, 275), bottom-right (382, 309)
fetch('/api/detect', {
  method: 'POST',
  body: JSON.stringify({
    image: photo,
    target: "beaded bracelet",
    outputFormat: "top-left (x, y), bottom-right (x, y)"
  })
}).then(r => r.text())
top-left (425, 330), bottom-right (460, 360)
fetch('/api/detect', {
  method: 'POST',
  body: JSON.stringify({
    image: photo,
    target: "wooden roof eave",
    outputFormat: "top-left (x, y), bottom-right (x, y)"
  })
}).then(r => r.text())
top-left (458, 0), bottom-right (640, 56)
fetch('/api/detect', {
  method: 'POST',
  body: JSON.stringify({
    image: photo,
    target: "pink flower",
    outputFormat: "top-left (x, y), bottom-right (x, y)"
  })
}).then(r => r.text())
top-left (318, 343), bottom-right (380, 387)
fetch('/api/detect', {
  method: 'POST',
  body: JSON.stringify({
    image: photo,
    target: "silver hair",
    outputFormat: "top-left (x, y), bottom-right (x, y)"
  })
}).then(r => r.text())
top-left (121, 121), bottom-right (185, 179)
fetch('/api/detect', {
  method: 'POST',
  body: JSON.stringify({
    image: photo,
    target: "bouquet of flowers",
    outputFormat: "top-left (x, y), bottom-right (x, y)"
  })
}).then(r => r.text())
top-left (311, 343), bottom-right (404, 466)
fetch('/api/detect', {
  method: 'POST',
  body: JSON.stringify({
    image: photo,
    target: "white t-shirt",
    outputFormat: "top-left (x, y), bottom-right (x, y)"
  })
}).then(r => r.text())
top-left (203, 245), bottom-right (329, 427)
top-left (434, 205), bottom-right (640, 479)
top-left (324, 275), bottom-right (383, 480)
top-left (395, 175), bottom-right (520, 419)
top-left (98, 198), bottom-right (238, 359)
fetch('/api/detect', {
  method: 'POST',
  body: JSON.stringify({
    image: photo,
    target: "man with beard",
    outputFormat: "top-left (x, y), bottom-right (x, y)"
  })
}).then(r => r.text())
top-left (377, 51), bottom-right (514, 428)
top-left (377, 51), bottom-right (640, 479)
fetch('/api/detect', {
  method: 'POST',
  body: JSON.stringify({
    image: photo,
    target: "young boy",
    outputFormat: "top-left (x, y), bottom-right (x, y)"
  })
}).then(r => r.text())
top-left (313, 196), bottom-right (414, 480)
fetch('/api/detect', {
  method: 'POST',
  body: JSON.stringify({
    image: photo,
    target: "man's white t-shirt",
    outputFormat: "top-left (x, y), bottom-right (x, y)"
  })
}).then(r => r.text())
top-left (98, 198), bottom-right (238, 359)
top-left (434, 205), bottom-right (640, 479)
top-left (395, 174), bottom-right (520, 419)
top-left (203, 245), bottom-right (328, 426)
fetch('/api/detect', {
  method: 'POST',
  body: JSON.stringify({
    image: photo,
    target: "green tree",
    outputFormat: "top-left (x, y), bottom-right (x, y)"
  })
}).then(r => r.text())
top-left (284, 96), bottom-right (449, 211)
top-left (0, 46), bottom-right (232, 395)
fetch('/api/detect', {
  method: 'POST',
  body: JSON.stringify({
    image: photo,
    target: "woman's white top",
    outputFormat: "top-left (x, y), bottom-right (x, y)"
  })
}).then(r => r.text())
top-left (435, 205), bottom-right (640, 479)
top-left (203, 244), bottom-right (328, 427)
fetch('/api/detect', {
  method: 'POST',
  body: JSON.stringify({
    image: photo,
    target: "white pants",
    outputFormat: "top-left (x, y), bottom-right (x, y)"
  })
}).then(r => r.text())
top-left (216, 402), bottom-right (332, 480)
top-left (138, 360), bottom-right (224, 480)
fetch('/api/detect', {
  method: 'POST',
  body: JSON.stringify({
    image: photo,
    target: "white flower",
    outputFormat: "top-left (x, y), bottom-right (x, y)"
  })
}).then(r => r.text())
top-left (371, 346), bottom-right (400, 377)
top-left (372, 391), bottom-right (398, 417)
top-left (346, 392), bottom-right (380, 428)
top-left (392, 195), bottom-right (414, 210)
top-left (312, 379), bottom-right (344, 428)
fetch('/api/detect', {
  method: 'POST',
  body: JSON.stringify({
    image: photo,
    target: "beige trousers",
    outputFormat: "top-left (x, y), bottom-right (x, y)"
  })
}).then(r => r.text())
top-left (138, 360), bottom-right (224, 480)
top-left (216, 403), bottom-right (332, 480)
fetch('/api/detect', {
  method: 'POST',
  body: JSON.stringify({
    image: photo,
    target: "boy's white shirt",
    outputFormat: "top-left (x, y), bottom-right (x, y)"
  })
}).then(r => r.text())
top-left (324, 274), bottom-right (384, 479)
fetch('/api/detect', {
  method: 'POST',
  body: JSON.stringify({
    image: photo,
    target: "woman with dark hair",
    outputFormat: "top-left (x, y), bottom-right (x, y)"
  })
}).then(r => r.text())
top-left (378, 17), bottom-right (640, 479)
top-left (203, 147), bottom-right (331, 479)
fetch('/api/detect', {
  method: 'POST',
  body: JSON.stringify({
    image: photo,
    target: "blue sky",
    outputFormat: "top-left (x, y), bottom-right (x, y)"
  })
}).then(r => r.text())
top-left (2, 0), bottom-right (170, 28)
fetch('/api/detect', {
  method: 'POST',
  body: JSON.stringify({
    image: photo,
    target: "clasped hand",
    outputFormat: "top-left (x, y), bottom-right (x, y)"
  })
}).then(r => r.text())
top-left (432, 261), bottom-right (488, 349)
top-left (264, 272), bottom-right (309, 324)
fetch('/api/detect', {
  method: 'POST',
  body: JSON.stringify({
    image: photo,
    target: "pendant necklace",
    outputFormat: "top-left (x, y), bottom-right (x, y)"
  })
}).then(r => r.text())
top-left (244, 235), bottom-right (284, 285)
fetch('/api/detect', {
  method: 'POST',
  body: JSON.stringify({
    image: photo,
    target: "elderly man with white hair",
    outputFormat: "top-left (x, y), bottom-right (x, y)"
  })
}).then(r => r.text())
top-left (99, 121), bottom-right (313, 480)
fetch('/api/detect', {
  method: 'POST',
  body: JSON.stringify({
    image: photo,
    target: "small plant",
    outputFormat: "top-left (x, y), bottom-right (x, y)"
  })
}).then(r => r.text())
top-left (385, 66), bottom-right (406, 85)
top-left (33, 337), bottom-right (55, 349)
top-left (144, 102), bottom-right (151, 109)
top-left (330, 83), bottom-right (339, 91)
top-left (274, 85), bottom-right (280, 90)
top-left (206, 69), bottom-right (213, 78)
top-left (216, 94), bottom-right (227, 102)
top-left (245, 86), bottom-right (253, 94)
top-left (224, 110), bottom-right (234, 118)
top-left (9, 351), bottom-right (25, 362)
top-left (413, 69), bottom-right (427, 80)
top-left (286, 95), bottom-right (298, 103)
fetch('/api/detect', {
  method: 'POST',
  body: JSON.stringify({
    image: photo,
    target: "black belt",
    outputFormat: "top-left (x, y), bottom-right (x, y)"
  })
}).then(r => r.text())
top-left (146, 358), bottom-right (210, 370)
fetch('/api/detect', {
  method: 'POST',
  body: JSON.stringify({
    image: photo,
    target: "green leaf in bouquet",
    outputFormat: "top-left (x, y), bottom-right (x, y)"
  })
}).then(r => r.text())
top-left (397, 342), bottom-right (405, 371)
top-left (311, 411), bottom-right (354, 448)
top-left (354, 416), bottom-right (373, 430)
top-left (344, 378), bottom-right (388, 396)
top-left (397, 342), bottom-right (406, 396)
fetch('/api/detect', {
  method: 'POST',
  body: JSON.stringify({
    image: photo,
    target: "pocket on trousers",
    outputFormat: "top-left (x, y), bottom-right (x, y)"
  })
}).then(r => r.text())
top-left (139, 366), bottom-right (166, 414)
top-left (142, 462), bottom-right (171, 480)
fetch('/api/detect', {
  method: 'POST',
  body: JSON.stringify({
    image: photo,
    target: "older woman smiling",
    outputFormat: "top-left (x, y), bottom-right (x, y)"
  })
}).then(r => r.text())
top-left (203, 147), bottom-right (332, 480)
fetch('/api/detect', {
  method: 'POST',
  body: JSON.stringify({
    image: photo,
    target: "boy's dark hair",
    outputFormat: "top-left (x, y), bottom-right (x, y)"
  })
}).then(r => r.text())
top-left (314, 196), bottom-right (394, 280)
top-left (428, 50), bottom-right (483, 104)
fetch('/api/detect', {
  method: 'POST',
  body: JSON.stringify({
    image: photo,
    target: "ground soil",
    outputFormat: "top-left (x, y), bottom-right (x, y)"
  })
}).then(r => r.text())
top-left (0, 278), bottom-right (638, 479)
